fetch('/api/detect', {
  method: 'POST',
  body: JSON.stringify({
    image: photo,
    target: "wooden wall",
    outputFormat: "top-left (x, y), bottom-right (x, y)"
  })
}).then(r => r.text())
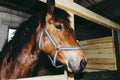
top-left (78, 36), bottom-right (116, 72)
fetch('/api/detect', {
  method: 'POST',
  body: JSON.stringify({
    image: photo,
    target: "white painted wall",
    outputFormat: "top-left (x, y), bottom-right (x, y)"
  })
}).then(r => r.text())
top-left (0, 6), bottom-right (30, 51)
top-left (0, 25), bottom-right (8, 51)
top-left (0, 12), bottom-right (29, 28)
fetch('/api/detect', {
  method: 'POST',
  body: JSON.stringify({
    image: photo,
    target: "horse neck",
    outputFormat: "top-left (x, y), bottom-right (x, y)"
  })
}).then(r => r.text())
top-left (0, 26), bottom-right (42, 79)
top-left (10, 28), bottom-right (41, 78)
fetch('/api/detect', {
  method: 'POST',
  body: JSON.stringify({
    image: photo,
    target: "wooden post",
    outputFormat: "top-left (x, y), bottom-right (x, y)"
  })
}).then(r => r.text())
top-left (66, 0), bottom-right (75, 80)
top-left (112, 30), bottom-right (120, 70)
top-left (69, 12), bottom-right (74, 30)
top-left (67, 0), bottom-right (74, 30)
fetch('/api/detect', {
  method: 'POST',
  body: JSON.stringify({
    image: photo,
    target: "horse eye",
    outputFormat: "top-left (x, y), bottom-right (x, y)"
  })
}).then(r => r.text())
top-left (55, 25), bottom-right (63, 30)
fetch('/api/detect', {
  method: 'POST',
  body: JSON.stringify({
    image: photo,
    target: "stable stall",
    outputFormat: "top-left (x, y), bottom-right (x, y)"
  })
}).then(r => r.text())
top-left (0, 0), bottom-right (120, 80)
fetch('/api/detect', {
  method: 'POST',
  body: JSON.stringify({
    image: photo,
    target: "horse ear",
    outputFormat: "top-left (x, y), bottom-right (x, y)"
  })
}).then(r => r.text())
top-left (47, 0), bottom-right (55, 14)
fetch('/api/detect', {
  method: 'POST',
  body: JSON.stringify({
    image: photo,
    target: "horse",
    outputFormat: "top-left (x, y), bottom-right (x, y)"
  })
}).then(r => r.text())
top-left (0, 0), bottom-right (87, 79)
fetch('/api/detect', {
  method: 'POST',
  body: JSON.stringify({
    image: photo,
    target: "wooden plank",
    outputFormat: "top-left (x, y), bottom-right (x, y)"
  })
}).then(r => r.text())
top-left (84, 69), bottom-right (103, 72)
top-left (86, 64), bottom-right (115, 70)
top-left (87, 58), bottom-right (115, 64)
top-left (81, 42), bottom-right (114, 50)
top-left (86, 52), bottom-right (114, 58)
top-left (40, 0), bottom-right (120, 30)
top-left (79, 37), bottom-right (113, 45)
top-left (9, 74), bottom-right (67, 80)
top-left (84, 48), bottom-right (114, 55)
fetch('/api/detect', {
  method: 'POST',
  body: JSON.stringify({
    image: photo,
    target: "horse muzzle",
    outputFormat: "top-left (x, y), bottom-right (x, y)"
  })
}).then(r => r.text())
top-left (67, 58), bottom-right (87, 74)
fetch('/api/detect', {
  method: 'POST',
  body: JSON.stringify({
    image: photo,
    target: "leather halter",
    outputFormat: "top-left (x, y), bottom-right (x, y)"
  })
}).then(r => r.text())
top-left (39, 28), bottom-right (82, 68)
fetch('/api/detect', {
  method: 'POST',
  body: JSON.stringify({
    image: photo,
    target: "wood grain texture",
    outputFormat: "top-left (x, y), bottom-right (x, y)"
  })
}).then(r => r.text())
top-left (79, 37), bottom-right (116, 72)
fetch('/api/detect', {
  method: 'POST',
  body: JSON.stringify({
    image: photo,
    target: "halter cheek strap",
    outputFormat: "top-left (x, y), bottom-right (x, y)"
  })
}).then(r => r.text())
top-left (39, 28), bottom-right (82, 68)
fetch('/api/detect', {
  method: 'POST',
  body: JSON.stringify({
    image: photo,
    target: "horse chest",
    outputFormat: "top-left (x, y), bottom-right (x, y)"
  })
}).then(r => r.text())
top-left (11, 53), bottom-right (39, 78)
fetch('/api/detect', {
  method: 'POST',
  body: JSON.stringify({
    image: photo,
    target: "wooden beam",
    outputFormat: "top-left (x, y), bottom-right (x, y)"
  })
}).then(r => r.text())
top-left (40, 0), bottom-right (120, 30)
top-left (9, 74), bottom-right (67, 80)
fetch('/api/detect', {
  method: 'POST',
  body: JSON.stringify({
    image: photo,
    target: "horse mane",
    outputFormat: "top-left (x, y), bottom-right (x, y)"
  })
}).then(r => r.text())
top-left (0, 10), bottom-right (46, 66)
top-left (0, 7), bottom-right (70, 67)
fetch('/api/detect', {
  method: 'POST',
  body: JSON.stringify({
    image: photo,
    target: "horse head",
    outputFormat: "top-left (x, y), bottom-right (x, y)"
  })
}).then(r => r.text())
top-left (39, 0), bottom-right (87, 76)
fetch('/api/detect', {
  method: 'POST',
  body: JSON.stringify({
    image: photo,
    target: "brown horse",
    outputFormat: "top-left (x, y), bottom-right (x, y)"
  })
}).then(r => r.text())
top-left (0, 0), bottom-right (87, 79)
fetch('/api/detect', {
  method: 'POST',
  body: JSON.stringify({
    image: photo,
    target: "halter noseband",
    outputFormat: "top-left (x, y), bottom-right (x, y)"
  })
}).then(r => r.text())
top-left (39, 28), bottom-right (82, 68)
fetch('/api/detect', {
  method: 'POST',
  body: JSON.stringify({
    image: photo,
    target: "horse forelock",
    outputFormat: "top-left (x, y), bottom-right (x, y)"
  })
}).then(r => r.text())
top-left (53, 8), bottom-right (70, 25)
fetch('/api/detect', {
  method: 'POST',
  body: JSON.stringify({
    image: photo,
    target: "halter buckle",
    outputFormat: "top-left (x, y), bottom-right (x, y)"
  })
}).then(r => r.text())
top-left (56, 47), bottom-right (60, 51)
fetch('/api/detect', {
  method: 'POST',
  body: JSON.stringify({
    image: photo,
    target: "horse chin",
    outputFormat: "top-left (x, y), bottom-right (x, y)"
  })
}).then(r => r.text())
top-left (66, 65), bottom-right (82, 74)
top-left (66, 63), bottom-right (80, 74)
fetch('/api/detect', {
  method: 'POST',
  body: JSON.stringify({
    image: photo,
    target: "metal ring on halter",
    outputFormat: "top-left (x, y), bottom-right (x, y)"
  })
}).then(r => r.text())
top-left (38, 28), bottom-right (83, 68)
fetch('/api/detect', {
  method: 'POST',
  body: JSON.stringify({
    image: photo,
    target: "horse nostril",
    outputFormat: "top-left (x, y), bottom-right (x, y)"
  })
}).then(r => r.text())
top-left (80, 59), bottom-right (87, 71)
